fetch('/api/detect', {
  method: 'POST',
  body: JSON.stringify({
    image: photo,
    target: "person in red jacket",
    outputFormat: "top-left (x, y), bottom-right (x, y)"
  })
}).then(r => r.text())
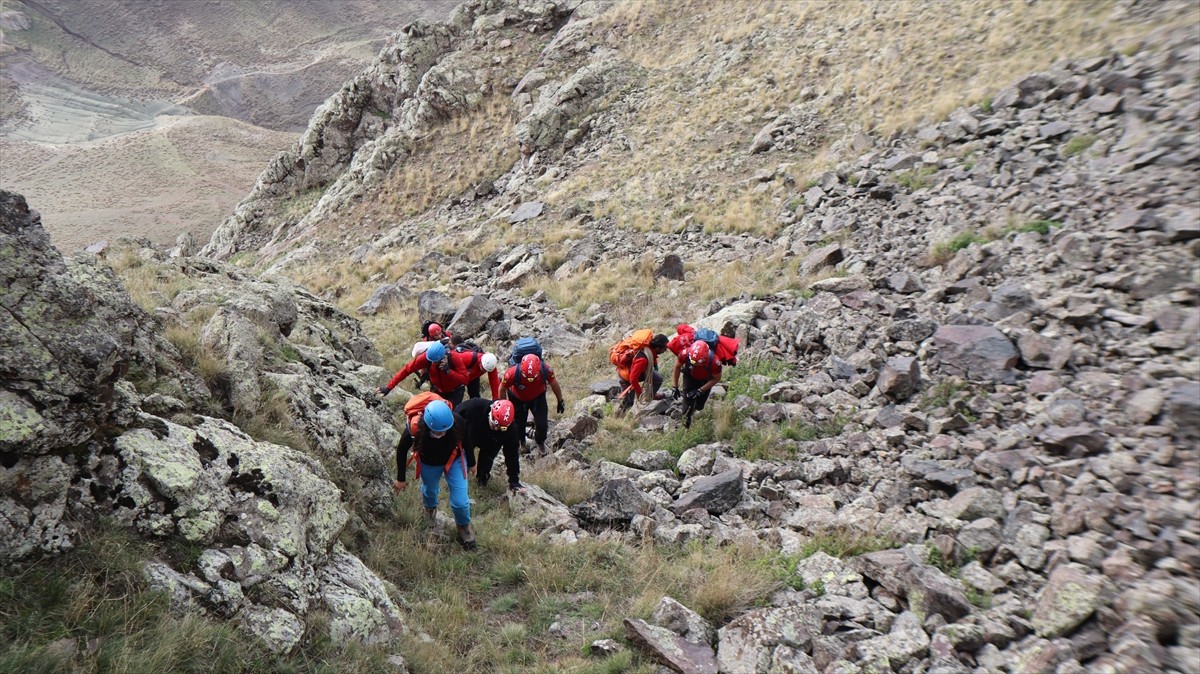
top-left (378, 341), bottom-right (472, 406)
top-left (673, 340), bottom-right (723, 428)
top-left (499, 354), bottom-right (564, 455)
top-left (618, 334), bottom-right (669, 414)
top-left (462, 350), bottom-right (501, 400)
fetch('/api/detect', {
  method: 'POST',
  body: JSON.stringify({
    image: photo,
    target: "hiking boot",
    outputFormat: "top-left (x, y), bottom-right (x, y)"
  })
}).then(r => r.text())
top-left (536, 442), bottom-right (548, 456)
top-left (477, 473), bottom-right (490, 488)
top-left (424, 508), bottom-right (444, 538)
top-left (508, 481), bottom-right (527, 495)
top-left (456, 523), bottom-right (477, 551)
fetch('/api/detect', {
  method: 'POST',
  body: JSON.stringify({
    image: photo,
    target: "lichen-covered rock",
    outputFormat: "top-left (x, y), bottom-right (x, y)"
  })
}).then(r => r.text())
top-left (237, 606), bottom-right (305, 654)
top-left (624, 618), bottom-right (718, 674)
top-left (508, 483), bottom-right (579, 535)
top-left (716, 606), bottom-right (821, 674)
top-left (1032, 564), bottom-right (1114, 638)
top-left (318, 545), bottom-right (406, 645)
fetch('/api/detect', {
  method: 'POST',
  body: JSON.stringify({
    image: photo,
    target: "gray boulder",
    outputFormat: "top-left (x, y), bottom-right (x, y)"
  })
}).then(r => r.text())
top-left (624, 618), bottom-right (718, 674)
top-left (570, 479), bottom-right (654, 526)
top-left (877, 357), bottom-right (921, 401)
top-left (448, 294), bottom-right (503, 337)
top-left (672, 468), bottom-right (744, 515)
top-left (933, 325), bottom-right (1019, 381)
top-left (417, 290), bottom-right (457, 327)
top-left (356, 282), bottom-right (408, 316)
top-left (1032, 564), bottom-right (1114, 638)
top-left (716, 606), bottom-right (821, 674)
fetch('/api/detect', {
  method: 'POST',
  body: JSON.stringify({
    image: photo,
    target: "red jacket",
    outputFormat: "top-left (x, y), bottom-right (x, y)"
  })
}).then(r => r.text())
top-left (625, 352), bottom-right (657, 394)
top-left (464, 356), bottom-right (501, 399)
top-left (501, 363), bottom-right (557, 401)
top-left (387, 351), bottom-right (472, 393)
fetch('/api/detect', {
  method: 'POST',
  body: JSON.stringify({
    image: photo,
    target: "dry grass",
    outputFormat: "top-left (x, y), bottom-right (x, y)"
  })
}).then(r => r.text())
top-left (372, 96), bottom-right (520, 219)
top-left (535, 0), bottom-right (1177, 245)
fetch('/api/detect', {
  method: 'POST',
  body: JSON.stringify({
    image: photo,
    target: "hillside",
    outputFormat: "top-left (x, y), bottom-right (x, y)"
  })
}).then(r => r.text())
top-left (0, 0), bottom-right (457, 251)
top-left (3, 0), bottom-right (1199, 673)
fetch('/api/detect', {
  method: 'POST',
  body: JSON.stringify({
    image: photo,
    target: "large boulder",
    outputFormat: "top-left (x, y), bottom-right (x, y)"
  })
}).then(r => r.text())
top-left (933, 325), bottom-right (1019, 381)
top-left (624, 618), bottom-right (718, 674)
top-left (570, 479), bottom-right (654, 526)
top-left (417, 290), bottom-right (458, 327)
top-left (447, 294), bottom-right (503, 337)
top-left (696, 301), bottom-right (766, 337)
top-left (1031, 564), bottom-right (1114, 638)
top-left (672, 468), bottom-right (744, 515)
top-left (716, 606), bottom-right (822, 674)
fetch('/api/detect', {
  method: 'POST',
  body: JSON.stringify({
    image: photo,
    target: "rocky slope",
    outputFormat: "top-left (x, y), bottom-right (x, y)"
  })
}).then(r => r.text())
top-left (1, 191), bottom-right (407, 656)
top-left (5, 0), bottom-right (1199, 672)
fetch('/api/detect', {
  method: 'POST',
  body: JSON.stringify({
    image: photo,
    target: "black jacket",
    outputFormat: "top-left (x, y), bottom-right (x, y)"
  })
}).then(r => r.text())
top-left (400, 413), bottom-right (472, 476)
top-left (455, 397), bottom-right (520, 463)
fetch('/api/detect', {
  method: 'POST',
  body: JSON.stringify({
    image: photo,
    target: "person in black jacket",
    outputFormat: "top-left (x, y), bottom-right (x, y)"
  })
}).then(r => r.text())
top-left (394, 400), bottom-right (477, 549)
top-left (456, 397), bottom-right (525, 493)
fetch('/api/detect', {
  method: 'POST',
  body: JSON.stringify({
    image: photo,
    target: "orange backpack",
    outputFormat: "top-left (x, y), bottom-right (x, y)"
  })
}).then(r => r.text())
top-left (609, 329), bottom-right (654, 380)
top-left (404, 391), bottom-right (449, 435)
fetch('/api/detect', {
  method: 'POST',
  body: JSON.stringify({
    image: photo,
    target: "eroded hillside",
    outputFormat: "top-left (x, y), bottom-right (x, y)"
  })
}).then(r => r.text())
top-left (3, 0), bottom-right (1199, 672)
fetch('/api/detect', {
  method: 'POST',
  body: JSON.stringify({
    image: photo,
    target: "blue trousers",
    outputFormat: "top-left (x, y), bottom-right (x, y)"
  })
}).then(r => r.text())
top-left (418, 454), bottom-right (471, 526)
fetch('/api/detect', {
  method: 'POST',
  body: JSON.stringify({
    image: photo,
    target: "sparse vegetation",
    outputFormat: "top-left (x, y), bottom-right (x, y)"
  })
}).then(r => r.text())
top-left (1014, 219), bottom-right (1063, 236)
top-left (929, 231), bottom-right (988, 266)
top-left (799, 531), bottom-right (898, 559)
top-left (895, 166), bottom-right (939, 191)
top-left (1062, 133), bottom-right (1098, 157)
top-left (921, 379), bottom-right (970, 411)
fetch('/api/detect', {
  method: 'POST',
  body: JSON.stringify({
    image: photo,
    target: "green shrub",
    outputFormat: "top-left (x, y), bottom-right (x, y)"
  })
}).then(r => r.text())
top-left (895, 165), bottom-right (938, 191)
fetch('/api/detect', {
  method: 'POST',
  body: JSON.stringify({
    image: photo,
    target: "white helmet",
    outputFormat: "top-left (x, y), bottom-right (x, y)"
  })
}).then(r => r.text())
top-left (412, 340), bottom-right (435, 358)
top-left (481, 352), bottom-right (498, 372)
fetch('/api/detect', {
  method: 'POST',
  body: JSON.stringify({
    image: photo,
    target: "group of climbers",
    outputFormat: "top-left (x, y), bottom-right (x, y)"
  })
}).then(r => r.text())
top-left (377, 324), bottom-right (564, 549)
top-left (378, 318), bottom-right (737, 551)
top-left (610, 324), bottom-right (738, 428)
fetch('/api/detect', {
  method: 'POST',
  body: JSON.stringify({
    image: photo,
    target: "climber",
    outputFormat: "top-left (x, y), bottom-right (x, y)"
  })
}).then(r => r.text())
top-left (393, 398), bottom-right (477, 550)
top-left (378, 341), bottom-right (472, 406)
top-left (461, 348), bottom-right (500, 400)
top-left (611, 331), bottom-right (670, 415)
top-left (457, 397), bottom-right (525, 493)
top-left (673, 340), bottom-right (723, 428)
top-left (499, 353), bottom-right (564, 456)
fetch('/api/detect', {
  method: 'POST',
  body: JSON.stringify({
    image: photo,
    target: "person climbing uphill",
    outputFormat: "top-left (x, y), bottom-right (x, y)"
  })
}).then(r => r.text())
top-left (610, 330), bottom-right (669, 415)
top-left (460, 347), bottom-right (500, 400)
top-left (379, 341), bottom-right (472, 406)
top-left (499, 353), bottom-right (564, 456)
top-left (393, 396), bottom-right (477, 550)
top-left (457, 397), bottom-right (524, 493)
top-left (674, 340), bottom-right (723, 428)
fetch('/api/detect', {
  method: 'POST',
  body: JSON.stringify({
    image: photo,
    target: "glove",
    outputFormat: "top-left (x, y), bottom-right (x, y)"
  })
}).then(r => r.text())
top-left (686, 390), bottom-right (701, 400)
top-left (672, 388), bottom-right (682, 400)
top-left (556, 399), bottom-right (565, 414)
top-left (377, 385), bottom-right (391, 397)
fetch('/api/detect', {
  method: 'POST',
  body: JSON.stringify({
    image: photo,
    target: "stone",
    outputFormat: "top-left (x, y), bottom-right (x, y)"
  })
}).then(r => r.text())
top-left (934, 325), bottom-right (1019, 381)
top-left (716, 606), bottom-right (821, 674)
top-left (1126, 388), bottom-right (1165, 424)
top-left (672, 468), bottom-right (743, 515)
top-left (590, 639), bottom-right (623, 657)
top-left (570, 479), bottom-right (654, 525)
top-left (417, 290), bottom-right (457, 327)
top-left (627, 449), bottom-right (674, 472)
top-left (855, 611), bottom-right (930, 666)
top-left (1088, 94), bottom-right (1122, 114)
top-left (1017, 333), bottom-right (1073, 371)
top-left (624, 618), bottom-right (718, 674)
top-left (800, 244), bottom-right (844, 275)
top-left (356, 283), bottom-right (408, 316)
top-left (1039, 425), bottom-right (1108, 455)
top-left (508, 484), bottom-right (579, 534)
top-left (888, 271), bottom-right (924, 294)
top-left (653, 596), bottom-right (715, 646)
top-left (957, 518), bottom-right (1003, 557)
top-left (1032, 564), bottom-right (1113, 638)
top-left (944, 487), bottom-right (1006, 522)
top-left (695, 301), bottom-right (765, 336)
top-left (508, 201), bottom-right (545, 223)
top-left (447, 294), bottom-right (504, 337)
top-left (877, 357), bottom-right (920, 401)
top-left (238, 606), bottom-right (305, 653)
top-left (887, 319), bottom-right (938, 343)
top-left (1166, 381), bottom-right (1200, 440)
top-left (654, 254), bottom-right (686, 281)
top-left (900, 563), bottom-right (973, 622)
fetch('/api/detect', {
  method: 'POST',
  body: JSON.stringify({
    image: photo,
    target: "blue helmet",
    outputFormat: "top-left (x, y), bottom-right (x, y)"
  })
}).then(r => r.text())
top-left (425, 341), bottom-right (447, 363)
top-left (423, 400), bottom-right (453, 433)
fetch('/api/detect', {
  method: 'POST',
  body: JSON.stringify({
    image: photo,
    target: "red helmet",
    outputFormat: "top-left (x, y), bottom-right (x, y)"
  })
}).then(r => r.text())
top-left (490, 399), bottom-right (515, 429)
top-left (427, 323), bottom-right (443, 339)
top-left (520, 354), bottom-right (543, 382)
top-left (688, 340), bottom-right (710, 365)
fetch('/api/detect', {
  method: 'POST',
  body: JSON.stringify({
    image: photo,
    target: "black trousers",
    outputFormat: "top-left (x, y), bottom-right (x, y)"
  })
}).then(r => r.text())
top-left (435, 385), bottom-right (465, 408)
top-left (467, 377), bottom-right (481, 399)
top-left (475, 439), bottom-right (520, 486)
top-left (508, 392), bottom-right (548, 446)
top-left (682, 372), bottom-right (712, 411)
